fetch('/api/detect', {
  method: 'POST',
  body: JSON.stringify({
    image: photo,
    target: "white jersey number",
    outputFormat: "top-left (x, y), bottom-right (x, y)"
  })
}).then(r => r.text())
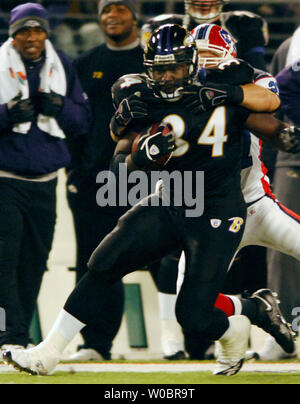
top-left (162, 115), bottom-right (189, 157)
top-left (198, 107), bottom-right (228, 157)
top-left (162, 107), bottom-right (228, 158)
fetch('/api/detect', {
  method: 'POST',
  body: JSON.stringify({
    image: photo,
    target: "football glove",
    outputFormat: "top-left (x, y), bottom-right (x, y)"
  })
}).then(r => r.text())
top-left (38, 91), bottom-right (64, 117)
top-left (276, 126), bottom-right (300, 154)
top-left (205, 59), bottom-right (255, 86)
top-left (182, 82), bottom-right (244, 114)
top-left (7, 93), bottom-right (35, 124)
top-left (131, 124), bottom-right (176, 169)
top-left (111, 94), bottom-right (149, 138)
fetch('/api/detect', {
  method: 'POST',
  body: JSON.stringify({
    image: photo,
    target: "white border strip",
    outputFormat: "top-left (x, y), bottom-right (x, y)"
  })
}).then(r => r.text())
top-left (1, 363), bottom-right (300, 374)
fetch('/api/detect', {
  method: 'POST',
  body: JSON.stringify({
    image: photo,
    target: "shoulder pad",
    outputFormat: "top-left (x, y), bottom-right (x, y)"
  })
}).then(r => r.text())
top-left (111, 74), bottom-right (148, 108)
top-left (254, 68), bottom-right (273, 81)
top-left (253, 69), bottom-right (279, 95)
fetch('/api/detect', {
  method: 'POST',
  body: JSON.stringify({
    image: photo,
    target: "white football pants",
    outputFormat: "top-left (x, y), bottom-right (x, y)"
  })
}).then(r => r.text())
top-left (178, 195), bottom-right (300, 292)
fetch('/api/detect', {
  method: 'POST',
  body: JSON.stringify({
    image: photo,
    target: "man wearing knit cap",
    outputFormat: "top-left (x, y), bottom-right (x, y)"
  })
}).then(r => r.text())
top-left (0, 2), bottom-right (90, 357)
top-left (98, 0), bottom-right (138, 21)
top-left (9, 2), bottom-right (51, 39)
top-left (66, 0), bottom-right (144, 362)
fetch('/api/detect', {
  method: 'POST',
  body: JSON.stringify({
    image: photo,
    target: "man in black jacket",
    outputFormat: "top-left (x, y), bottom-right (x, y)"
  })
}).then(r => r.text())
top-left (0, 2), bottom-right (90, 356)
top-left (67, 0), bottom-right (144, 361)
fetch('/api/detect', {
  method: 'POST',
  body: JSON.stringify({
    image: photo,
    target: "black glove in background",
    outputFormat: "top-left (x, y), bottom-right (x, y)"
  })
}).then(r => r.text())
top-left (38, 91), bottom-right (64, 118)
top-left (7, 93), bottom-right (35, 124)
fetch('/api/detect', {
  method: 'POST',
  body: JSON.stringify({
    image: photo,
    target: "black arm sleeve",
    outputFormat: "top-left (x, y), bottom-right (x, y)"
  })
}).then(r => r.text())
top-left (243, 51), bottom-right (266, 72)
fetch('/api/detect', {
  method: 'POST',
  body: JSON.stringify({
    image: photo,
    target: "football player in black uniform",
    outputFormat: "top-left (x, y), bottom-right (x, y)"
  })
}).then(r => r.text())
top-left (2, 24), bottom-right (283, 377)
top-left (142, 7), bottom-right (270, 309)
top-left (141, 0), bottom-right (268, 70)
top-left (140, 1), bottom-right (269, 357)
top-left (156, 24), bottom-right (297, 360)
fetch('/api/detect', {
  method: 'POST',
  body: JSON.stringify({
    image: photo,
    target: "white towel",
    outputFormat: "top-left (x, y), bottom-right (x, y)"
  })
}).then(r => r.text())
top-left (286, 25), bottom-right (300, 67)
top-left (0, 38), bottom-right (67, 138)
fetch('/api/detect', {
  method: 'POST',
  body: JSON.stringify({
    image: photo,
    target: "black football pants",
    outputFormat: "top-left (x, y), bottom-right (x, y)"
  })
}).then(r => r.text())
top-left (0, 177), bottom-right (57, 347)
top-left (67, 185), bottom-right (172, 358)
top-left (64, 193), bottom-right (246, 342)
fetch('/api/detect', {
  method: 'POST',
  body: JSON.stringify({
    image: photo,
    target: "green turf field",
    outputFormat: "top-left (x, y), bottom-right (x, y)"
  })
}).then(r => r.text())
top-left (2, 359), bottom-right (300, 384)
top-left (1, 371), bottom-right (300, 384)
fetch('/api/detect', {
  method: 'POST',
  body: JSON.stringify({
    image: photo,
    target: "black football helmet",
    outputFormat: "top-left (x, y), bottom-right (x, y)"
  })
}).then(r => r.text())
top-left (144, 24), bottom-right (198, 100)
top-left (184, 0), bottom-right (230, 23)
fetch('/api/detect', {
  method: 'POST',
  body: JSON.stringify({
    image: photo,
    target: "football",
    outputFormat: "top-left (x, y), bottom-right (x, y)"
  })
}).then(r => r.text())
top-left (131, 122), bottom-right (173, 169)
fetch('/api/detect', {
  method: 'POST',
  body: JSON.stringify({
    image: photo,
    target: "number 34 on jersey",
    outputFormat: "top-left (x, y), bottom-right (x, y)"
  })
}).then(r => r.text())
top-left (163, 107), bottom-right (228, 158)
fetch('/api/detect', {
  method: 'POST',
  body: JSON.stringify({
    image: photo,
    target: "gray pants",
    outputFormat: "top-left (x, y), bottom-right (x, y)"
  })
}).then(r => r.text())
top-left (268, 166), bottom-right (300, 326)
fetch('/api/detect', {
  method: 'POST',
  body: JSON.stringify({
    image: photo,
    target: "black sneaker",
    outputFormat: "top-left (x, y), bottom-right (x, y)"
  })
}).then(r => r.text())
top-left (164, 351), bottom-right (187, 360)
top-left (250, 289), bottom-right (296, 354)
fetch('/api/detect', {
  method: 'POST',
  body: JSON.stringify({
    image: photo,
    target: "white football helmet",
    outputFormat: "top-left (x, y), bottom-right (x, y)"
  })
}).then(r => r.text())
top-left (191, 23), bottom-right (237, 67)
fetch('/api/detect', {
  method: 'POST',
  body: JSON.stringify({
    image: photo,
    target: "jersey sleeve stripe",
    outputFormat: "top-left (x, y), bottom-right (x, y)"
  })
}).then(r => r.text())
top-left (278, 202), bottom-right (300, 224)
top-left (254, 75), bottom-right (272, 84)
top-left (258, 138), bottom-right (273, 196)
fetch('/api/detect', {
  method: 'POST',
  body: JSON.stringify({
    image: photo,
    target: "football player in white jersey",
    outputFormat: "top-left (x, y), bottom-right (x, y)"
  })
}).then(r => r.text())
top-left (159, 24), bottom-right (300, 361)
top-left (192, 24), bottom-right (300, 257)
top-left (190, 24), bottom-right (300, 269)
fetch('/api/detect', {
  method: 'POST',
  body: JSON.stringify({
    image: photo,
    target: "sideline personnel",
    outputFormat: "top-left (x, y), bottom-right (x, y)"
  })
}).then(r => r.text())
top-left (67, 0), bottom-right (144, 361)
top-left (0, 2), bottom-right (90, 355)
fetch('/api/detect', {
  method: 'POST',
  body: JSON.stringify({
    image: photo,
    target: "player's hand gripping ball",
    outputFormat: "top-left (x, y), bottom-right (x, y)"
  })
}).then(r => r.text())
top-left (131, 122), bottom-right (176, 169)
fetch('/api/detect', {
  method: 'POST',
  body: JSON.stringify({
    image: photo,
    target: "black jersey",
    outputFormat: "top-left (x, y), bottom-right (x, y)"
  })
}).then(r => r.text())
top-left (112, 74), bottom-right (250, 201)
top-left (74, 43), bottom-right (144, 172)
top-left (141, 11), bottom-right (268, 70)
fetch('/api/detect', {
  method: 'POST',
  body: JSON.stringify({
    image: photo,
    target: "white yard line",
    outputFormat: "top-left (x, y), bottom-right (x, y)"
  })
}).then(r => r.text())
top-left (1, 362), bottom-right (300, 374)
